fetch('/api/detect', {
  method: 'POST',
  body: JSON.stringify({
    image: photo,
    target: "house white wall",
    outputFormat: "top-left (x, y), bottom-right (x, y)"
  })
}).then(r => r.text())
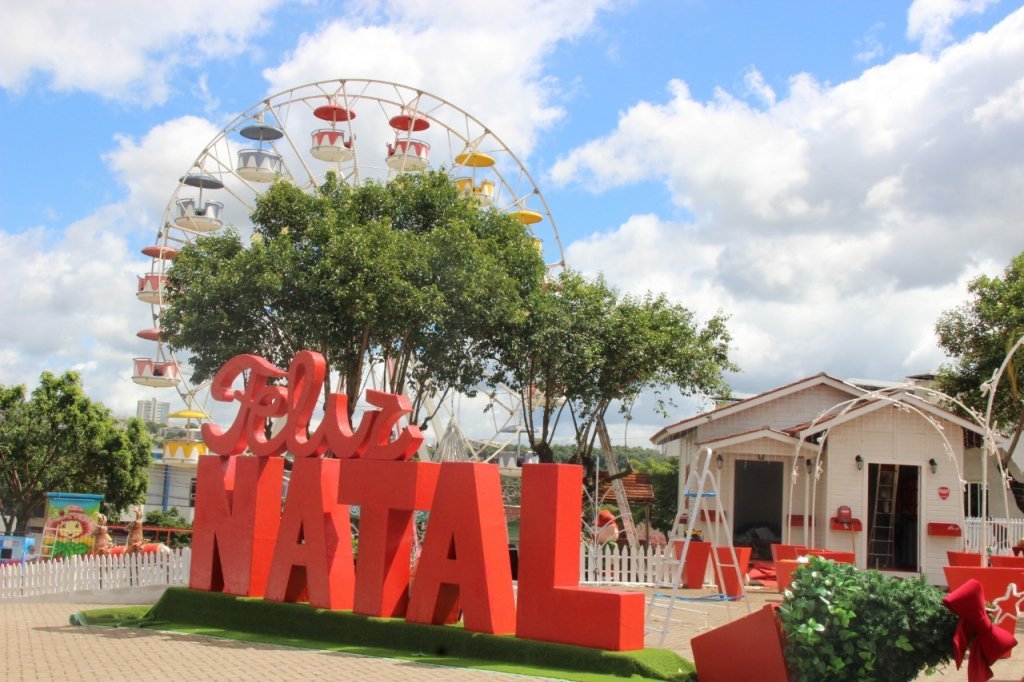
top-left (657, 379), bottom-right (1000, 585)
top-left (824, 404), bottom-right (966, 585)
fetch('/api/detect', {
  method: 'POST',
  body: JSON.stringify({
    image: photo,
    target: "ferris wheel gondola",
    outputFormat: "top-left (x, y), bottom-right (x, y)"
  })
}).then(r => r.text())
top-left (132, 78), bottom-right (566, 455)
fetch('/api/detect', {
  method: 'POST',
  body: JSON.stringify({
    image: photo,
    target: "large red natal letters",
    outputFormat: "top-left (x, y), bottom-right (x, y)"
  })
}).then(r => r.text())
top-left (189, 350), bottom-right (644, 650)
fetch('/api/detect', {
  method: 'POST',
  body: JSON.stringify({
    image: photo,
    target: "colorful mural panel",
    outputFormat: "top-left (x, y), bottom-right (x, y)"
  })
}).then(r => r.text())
top-left (42, 493), bottom-right (104, 559)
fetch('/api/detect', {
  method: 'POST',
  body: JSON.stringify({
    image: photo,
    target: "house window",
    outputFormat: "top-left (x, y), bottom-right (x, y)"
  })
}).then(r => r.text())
top-left (189, 478), bottom-right (197, 507)
top-left (963, 430), bottom-right (983, 450)
top-left (964, 482), bottom-right (986, 517)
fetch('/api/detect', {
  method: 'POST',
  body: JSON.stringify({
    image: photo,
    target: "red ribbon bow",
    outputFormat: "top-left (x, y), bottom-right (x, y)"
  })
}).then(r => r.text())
top-left (942, 578), bottom-right (1018, 682)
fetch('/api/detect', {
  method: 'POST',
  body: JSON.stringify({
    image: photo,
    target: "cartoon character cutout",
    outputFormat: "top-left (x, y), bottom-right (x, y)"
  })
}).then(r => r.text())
top-left (45, 505), bottom-right (94, 558)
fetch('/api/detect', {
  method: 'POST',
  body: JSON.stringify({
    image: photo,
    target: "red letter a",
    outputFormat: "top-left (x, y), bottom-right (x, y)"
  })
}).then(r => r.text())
top-left (516, 464), bottom-right (644, 651)
top-left (189, 455), bottom-right (283, 597)
top-left (265, 458), bottom-right (355, 609)
top-left (407, 463), bottom-right (515, 634)
top-left (338, 460), bottom-right (439, 617)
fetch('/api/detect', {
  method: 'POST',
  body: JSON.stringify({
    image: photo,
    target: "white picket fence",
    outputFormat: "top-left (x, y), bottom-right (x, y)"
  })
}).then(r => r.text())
top-left (0, 547), bottom-right (191, 600)
top-left (10, 521), bottom-right (1014, 598)
top-left (578, 518), bottom-right (1024, 586)
top-left (963, 516), bottom-right (1024, 555)
top-left (579, 543), bottom-right (672, 585)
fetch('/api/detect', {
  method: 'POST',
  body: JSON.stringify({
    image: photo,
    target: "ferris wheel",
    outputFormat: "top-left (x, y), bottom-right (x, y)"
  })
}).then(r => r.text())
top-left (132, 78), bottom-right (566, 462)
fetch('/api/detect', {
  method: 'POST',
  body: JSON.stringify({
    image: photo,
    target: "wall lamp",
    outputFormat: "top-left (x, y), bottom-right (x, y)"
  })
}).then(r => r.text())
top-left (929, 458), bottom-right (938, 474)
top-left (855, 454), bottom-right (864, 471)
top-left (804, 458), bottom-right (813, 474)
top-left (716, 453), bottom-right (724, 470)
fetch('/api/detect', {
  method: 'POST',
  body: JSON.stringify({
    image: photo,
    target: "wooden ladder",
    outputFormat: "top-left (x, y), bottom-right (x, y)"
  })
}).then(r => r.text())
top-left (868, 464), bottom-right (899, 569)
top-left (596, 418), bottom-right (639, 548)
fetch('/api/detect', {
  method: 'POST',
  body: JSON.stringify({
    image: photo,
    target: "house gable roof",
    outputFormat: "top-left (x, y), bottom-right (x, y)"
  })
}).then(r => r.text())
top-left (788, 390), bottom-right (996, 443)
top-left (694, 426), bottom-right (818, 453)
top-left (650, 373), bottom-right (864, 445)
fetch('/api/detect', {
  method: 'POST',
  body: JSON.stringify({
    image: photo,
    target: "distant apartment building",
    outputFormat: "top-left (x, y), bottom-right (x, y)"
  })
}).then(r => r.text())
top-left (136, 398), bottom-right (170, 424)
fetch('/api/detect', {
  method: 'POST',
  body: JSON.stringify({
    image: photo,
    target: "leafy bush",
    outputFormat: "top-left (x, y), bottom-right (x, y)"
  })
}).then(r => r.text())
top-left (776, 557), bottom-right (957, 681)
top-left (143, 507), bottom-right (192, 548)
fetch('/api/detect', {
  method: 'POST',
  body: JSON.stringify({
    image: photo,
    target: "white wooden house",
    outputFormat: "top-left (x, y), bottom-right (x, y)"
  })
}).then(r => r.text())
top-left (650, 373), bottom-right (1017, 585)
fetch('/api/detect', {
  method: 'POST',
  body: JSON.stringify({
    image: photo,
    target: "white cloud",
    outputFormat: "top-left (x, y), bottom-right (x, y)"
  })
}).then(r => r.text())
top-left (855, 23), bottom-right (888, 64)
top-left (907, 0), bottom-right (998, 53)
top-left (0, 0), bottom-right (283, 103)
top-left (972, 76), bottom-right (1024, 127)
top-left (556, 8), bottom-right (1024, 400)
top-left (0, 115), bottom-right (222, 417)
top-left (743, 68), bottom-right (776, 108)
top-left (262, 0), bottom-right (616, 158)
top-left (568, 214), bottom-right (996, 395)
top-left (553, 79), bottom-right (813, 222)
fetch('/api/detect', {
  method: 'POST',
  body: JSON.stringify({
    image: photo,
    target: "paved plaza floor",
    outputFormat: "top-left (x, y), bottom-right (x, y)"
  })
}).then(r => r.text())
top-left (2, 586), bottom-right (1023, 681)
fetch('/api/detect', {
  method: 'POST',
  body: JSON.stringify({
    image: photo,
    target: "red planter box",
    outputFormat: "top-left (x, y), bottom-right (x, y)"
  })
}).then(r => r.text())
top-left (713, 546), bottom-right (752, 597)
top-left (692, 605), bottom-right (789, 682)
top-left (775, 559), bottom-right (803, 594)
top-left (804, 549), bottom-right (855, 565)
top-left (770, 544), bottom-right (807, 563)
top-left (943, 566), bottom-right (1024, 648)
top-left (990, 555), bottom-right (1024, 568)
top-left (946, 551), bottom-right (984, 567)
top-left (673, 540), bottom-right (712, 588)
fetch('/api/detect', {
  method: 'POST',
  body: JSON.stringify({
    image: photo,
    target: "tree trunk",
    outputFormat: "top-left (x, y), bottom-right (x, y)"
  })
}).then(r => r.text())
top-left (533, 441), bottom-right (555, 463)
top-left (13, 508), bottom-right (34, 537)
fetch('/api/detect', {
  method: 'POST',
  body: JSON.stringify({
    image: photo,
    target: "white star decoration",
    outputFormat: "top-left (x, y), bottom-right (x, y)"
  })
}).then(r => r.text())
top-left (989, 583), bottom-right (1024, 626)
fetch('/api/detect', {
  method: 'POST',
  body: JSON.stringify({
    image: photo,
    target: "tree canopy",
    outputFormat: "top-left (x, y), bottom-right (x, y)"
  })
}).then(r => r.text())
top-left (0, 371), bottom-right (152, 535)
top-left (162, 170), bottom-right (545, 426)
top-left (163, 170), bottom-right (735, 470)
top-left (493, 269), bottom-right (735, 470)
top-left (936, 251), bottom-right (1024, 458)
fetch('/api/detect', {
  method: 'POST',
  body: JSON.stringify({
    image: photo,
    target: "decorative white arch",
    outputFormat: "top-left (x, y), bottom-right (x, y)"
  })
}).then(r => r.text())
top-left (786, 384), bottom-right (1008, 557)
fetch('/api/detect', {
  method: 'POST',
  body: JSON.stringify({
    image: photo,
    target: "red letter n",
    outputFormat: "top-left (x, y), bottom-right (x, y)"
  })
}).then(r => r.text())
top-left (189, 455), bottom-right (283, 597)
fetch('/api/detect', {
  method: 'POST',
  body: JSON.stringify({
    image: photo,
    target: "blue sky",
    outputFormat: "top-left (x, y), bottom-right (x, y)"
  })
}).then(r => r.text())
top-left (1, 0), bottom-right (1023, 446)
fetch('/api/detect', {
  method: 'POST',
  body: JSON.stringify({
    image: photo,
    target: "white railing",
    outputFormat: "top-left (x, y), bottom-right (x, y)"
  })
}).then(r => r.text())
top-left (0, 547), bottom-right (190, 600)
top-left (579, 543), bottom-right (672, 584)
top-left (963, 516), bottom-right (1024, 555)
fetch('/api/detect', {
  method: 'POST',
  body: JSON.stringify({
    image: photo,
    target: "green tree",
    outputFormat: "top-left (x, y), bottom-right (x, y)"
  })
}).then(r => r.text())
top-left (162, 171), bottom-right (544, 428)
top-left (0, 372), bottom-right (152, 535)
top-left (631, 455), bottom-right (680, 531)
top-left (494, 270), bottom-right (735, 474)
top-left (936, 252), bottom-right (1024, 459)
top-left (143, 507), bottom-right (192, 548)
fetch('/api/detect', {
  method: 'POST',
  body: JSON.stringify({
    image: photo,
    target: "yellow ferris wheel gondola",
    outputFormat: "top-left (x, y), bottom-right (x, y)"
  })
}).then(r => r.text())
top-left (161, 409), bottom-right (208, 467)
top-left (167, 409), bottom-right (210, 421)
top-left (454, 151), bottom-right (495, 167)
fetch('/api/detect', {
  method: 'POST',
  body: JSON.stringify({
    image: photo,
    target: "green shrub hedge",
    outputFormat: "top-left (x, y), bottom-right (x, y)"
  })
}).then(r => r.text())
top-left (777, 557), bottom-right (957, 681)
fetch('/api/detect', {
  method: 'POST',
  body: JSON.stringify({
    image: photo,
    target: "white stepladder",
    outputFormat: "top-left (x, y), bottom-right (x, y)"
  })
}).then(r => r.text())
top-left (645, 447), bottom-right (751, 647)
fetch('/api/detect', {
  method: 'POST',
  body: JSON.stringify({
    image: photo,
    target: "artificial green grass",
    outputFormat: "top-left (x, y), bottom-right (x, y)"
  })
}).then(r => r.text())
top-left (73, 587), bottom-right (695, 681)
top-left (69, 605), bottom-right (151, 627)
